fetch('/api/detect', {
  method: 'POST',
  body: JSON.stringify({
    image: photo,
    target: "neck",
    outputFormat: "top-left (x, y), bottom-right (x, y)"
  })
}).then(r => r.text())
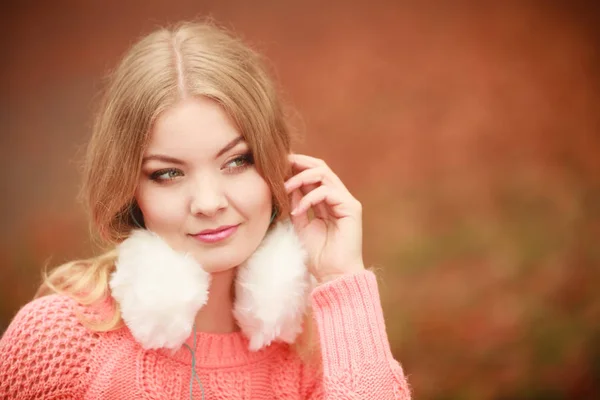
top-left (193, 267), bottom-right (239, 334)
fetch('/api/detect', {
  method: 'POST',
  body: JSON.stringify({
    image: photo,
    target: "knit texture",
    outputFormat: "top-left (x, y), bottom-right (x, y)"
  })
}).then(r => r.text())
top-left (0, 270), bottom-right (411, 399)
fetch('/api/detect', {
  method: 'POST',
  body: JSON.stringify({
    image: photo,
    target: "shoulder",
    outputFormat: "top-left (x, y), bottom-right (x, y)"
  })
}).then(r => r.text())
top-left (0, 294), bottom-right (102, 398)
top-left (2, 293), bottom-right (102, 343)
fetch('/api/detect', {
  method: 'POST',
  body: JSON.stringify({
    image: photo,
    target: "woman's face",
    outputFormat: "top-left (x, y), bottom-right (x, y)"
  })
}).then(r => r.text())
top-left (135, 97), bottom-right (273, 273)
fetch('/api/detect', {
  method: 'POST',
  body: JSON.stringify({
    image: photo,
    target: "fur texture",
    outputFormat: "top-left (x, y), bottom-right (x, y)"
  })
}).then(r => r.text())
top-left (110, 230), bottom-right (211, 350)
top-left (110, 220), bottom-right (311, 351)
top-left (234, 221), bottom-right (311, 351)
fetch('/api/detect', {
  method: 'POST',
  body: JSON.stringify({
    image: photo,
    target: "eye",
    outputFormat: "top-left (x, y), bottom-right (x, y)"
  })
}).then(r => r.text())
top-left (224, 153), bottom-right (254, 172)
top-left (149, 168), bottom-right (183, 182)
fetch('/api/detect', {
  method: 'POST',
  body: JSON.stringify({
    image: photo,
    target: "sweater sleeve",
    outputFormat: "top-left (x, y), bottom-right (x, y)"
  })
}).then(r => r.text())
top-left (306, 270), bottom-right (411, 400)
top-left (0, 294), bottom-right (100, 399)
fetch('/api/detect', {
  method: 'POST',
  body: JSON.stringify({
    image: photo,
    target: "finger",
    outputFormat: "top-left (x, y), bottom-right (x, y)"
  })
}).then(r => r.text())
top-left (288, 154), bottom-right (344, 219)
top-left (299, 181), bottom-right (329, 220)
top-left (286, 167), bottom-right (339, 219)
top-left (289, 188), bottom-right (309, 230)
top-left (284, 167), bottom-right (328, 194)
top-left (288, 153), bottom-right (347, 189)
top-left (291, 185), bottom-right (352, 219)
top-left (288, 153), bottom-right (325, 171)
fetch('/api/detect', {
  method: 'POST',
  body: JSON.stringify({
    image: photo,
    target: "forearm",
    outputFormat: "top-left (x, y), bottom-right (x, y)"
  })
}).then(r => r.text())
top-left (308, 270), bottom-right (411, 399)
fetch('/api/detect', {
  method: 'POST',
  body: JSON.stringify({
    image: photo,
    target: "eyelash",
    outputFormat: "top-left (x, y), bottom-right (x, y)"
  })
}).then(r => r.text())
top-left (148, 152), bottom-right (255, 183)
top-left (224, 152), bottom-right (254, 173)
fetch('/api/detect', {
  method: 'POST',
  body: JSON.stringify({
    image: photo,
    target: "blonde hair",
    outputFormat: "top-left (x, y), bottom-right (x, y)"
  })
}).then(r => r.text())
top-left (36, 20), bottom-right (318, 359)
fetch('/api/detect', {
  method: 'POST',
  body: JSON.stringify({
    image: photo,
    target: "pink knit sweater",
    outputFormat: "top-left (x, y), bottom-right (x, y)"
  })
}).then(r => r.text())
top-left (0, 270), bottom-right (410, 399)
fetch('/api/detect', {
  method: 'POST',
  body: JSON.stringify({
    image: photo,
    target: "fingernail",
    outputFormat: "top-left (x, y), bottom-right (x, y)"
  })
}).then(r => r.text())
top-left (290, 208), bottom-right (297, 216)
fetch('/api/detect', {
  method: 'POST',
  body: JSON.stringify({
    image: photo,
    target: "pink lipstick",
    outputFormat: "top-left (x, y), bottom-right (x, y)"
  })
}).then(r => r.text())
top-left (192, 224), bottom-right (239, 244)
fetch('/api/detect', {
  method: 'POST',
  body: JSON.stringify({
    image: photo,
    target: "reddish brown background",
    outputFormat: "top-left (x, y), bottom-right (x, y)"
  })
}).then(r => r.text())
top-left (2, 1), bottom-right (599, 399)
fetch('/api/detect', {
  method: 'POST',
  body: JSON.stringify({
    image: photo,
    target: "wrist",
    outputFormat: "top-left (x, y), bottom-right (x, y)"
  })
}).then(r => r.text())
top-left (316, 264), bottom-right (366, 284)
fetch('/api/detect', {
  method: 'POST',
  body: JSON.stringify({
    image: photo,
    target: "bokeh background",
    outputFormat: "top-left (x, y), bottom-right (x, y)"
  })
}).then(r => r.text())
top-left (2, 1), bottom-right (599, 398)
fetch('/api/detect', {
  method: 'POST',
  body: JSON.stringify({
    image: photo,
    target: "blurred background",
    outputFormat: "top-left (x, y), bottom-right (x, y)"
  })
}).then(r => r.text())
top-left (1, 1), bottom-right (599, 398)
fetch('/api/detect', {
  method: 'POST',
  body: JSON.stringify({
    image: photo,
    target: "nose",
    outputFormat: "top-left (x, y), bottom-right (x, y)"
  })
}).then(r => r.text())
top-left (189, 175), bottom-right (228, 217)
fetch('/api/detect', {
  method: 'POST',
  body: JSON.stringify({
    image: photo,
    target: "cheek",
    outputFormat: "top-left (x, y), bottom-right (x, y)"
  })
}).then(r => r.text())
top-left (227, 172), bottom-right (272, 217)
top-left (136, 184), bottom-right (188, 231)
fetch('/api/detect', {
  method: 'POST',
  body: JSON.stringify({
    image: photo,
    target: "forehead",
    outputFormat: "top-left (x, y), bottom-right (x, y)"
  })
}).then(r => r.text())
top-left (146, 97), bottom-right (242, 156)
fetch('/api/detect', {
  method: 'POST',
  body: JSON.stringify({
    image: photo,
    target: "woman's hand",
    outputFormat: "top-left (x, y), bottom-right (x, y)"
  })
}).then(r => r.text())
top-left (284, 154), bottom-right (365, 283)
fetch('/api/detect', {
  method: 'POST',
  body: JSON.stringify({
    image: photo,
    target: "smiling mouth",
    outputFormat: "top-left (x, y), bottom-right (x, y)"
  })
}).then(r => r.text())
top-left (191, 224), bottom-right (240, 244)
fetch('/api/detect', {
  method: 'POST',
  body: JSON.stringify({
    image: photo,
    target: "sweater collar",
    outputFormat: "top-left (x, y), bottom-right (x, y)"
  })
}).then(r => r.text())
top-left (150, 330), bottom-right (288, 367)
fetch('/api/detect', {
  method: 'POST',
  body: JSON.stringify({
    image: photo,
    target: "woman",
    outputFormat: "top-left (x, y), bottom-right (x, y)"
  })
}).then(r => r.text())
top-left (0, 21), bottom-right (410, 399)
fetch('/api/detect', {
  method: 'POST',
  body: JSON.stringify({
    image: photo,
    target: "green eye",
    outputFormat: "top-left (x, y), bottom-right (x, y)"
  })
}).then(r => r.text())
top-left (229, 158), bottom-right (246, 167)
top-left (150, 168), bottom-right (182, 181)
top-left (224, 153), bottom-right (254, 171)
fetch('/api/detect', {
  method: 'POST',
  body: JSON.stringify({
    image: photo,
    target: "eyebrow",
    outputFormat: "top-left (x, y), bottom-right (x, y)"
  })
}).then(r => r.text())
top-left (142, 136), bottom-right (245, 165)
top-left (216, 136), bottom-right (245, 158)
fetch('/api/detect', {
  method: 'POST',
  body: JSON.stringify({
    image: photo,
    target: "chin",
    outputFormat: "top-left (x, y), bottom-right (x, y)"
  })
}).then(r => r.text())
top-left (191, 253), bottom-right (247, 274)
top-left (185, 224), bottom-right (269, 273)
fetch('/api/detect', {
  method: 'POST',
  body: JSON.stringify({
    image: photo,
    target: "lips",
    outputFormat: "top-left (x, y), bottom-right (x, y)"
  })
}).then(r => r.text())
top-left (191, 224), bottom-right (239, 244)
top-left (198, 225), bottom-right (237, 235)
